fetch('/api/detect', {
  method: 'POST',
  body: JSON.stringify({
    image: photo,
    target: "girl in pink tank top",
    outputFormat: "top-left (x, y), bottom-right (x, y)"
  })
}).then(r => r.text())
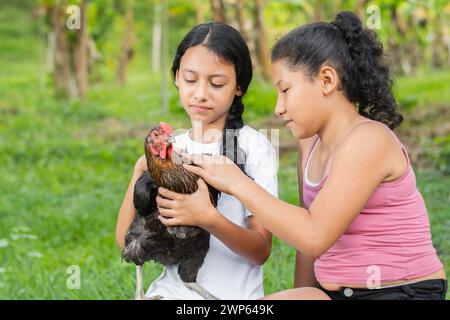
top-left (156, 11), bottom-right (447, 300)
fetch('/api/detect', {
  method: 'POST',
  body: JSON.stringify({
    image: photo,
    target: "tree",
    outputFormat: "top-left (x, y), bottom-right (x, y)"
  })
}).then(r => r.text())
top-left (44, 0), bottom-right (92, 99)
top-left (161, 0), bottom-right (169, 115)
top-left (51, 0), bottom-right (77, 98)
top-left (210, 0), bottom-right (227, 23)
top-left (117, 0), bottom-right (135, 85)
top-left (252, 0), bottom-right (271, 79)
top-left (75, 0), bottom-right (88, 98)
top-left (152, 1), bottom-right (162, 73)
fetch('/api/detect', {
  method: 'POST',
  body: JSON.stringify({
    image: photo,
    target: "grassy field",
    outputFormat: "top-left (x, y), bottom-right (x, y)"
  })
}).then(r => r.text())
top-left (0, 5), bottom-right (449, 299)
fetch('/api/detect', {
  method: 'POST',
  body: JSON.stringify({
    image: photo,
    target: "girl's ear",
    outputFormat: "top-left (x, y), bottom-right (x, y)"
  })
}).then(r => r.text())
top-left (318, 65), bottom-right (339, 96)
top-left (236, 86), bottom-right (243, 97)
top-left (174, 70), bottom-right (180, 89)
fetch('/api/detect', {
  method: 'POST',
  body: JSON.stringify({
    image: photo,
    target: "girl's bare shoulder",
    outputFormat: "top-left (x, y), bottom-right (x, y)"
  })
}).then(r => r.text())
top-left (339, 121), bottom-right (397, 153)
top-left (333, 121), bottom-right (403, 178)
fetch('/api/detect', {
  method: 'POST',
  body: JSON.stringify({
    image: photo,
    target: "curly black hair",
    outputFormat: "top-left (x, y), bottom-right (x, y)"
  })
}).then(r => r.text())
top-left (171, 22), bottom-right (251, 171)
top-left (272, 11), bottom-right (403, 129)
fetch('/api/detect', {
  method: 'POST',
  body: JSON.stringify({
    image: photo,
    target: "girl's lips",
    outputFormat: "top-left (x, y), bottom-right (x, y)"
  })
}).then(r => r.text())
top-left (190, 105), bottom-right (211, 113)
top-left (284, 120), bottom-right (293, 127)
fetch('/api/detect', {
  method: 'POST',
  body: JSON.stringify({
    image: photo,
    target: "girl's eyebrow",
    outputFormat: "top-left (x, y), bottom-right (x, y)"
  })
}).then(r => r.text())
top-left (183, 69), bottom-right (228, 79)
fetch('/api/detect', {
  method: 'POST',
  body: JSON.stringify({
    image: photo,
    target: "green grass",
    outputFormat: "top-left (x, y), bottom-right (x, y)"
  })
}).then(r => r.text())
top-left (394, 70), bottom-right (450, 112)
top-left (0, 4), bottom-right (448, 299)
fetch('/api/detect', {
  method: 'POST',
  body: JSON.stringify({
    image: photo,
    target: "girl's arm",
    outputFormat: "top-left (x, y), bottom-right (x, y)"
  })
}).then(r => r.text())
top-left (182, 124), bottom-right (392, 257)
top-left (115, 155), bottom-right (146, 249)
top-left (201, 204), bottom-right (272, 266)
top-left (294, 139), bottom-right (319, 288)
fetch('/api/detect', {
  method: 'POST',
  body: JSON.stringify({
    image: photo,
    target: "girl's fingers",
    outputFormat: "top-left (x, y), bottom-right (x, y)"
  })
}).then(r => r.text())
top-left (158, 207), bottom-right (175, 218)
top-left (158, 187), bottom-right (181, 200)
top-left (182, 164), bottom-right (204, 176)
top-left (180, 153), bottom-right (209, 167)
top-left (158, 215), bottom-right (178, 227)
top-left (156, 196), bottom-right (175, 209)
top-left (179, 152), bottom-right (193, 164)
top-left (180, 152), bottom-right (195, 164)
top-left (172, 146), bottom-right (183, 154)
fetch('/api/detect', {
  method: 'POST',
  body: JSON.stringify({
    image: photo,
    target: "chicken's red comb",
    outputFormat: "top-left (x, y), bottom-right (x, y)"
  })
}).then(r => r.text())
top-left (159, 122), bottom-right (173, 135)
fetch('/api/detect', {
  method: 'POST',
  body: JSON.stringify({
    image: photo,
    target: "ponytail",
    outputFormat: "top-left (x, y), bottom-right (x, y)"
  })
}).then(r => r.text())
top-left (331, 12), bottom-right (403, 129)
top-left (272, 11), bottom-right (403, 129)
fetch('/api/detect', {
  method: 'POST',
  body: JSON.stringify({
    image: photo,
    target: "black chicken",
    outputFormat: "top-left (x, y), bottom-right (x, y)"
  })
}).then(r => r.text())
top-left (122, 122), bottom-right (219, 300)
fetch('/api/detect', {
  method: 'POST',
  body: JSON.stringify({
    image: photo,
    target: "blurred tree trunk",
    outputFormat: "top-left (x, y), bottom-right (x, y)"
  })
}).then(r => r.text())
top-left (152, 1), bottom-right (162, 73)
top-left (390, 5), bottom-right (413, 75)
top-left (117, 0), bottom-right (135, 85)
top-left (313, 0), bottom-right (325, 22)
top-left (196, 2), bottom-right (209, 24)
top-left (87, 35), bottom-right (102, 83)
top-left (211, 0), bottom-right (227, 23)
top-left (75, 0), bottom-right (88, 99)
top-left (51, 1), bottom-right (77, 98)
top-left (235, 0), bottom-right (249, 42)
top-left (252, 0), bottom-right (271, 80)
top-left (114, 0), bottom-right (122, 11)
top-left (235, 0), bottom-right (245, 33)
top-left (430, 11), bottom-right (446, 69)
top-left (443, 24), bottom-right (450, 66)
top-left (161, 0), bottom-right (169, 115)
top-left (234, 0), bottom-right (260, 71)
top-left (355, 0), bottom-right (369, 19)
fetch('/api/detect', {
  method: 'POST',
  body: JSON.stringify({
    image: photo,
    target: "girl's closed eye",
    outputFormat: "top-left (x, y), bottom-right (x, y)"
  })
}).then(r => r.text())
top-left (211, 82), bottom-right (225, 89)
top-left (184, 78), bottom-right (196, 83)
top-left (182, 78), bottom-right (224, 88)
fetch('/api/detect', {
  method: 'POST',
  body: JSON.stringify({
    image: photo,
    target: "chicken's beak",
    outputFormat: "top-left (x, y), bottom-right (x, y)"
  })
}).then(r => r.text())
top-left (146, 135), bottom-right (152, 146)
top-left (166, 135), bottom-right (175, 144)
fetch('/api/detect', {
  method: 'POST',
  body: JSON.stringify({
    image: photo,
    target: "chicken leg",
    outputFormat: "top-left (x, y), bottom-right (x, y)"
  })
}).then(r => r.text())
top-left (134, 265), bottom-right (162, 300)
top-left (184, 282), bottom-right (218, 300)
top-left (135, 265), bottom-right (144, 300)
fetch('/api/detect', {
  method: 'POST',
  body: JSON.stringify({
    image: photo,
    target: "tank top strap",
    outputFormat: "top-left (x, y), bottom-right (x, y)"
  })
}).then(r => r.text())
top-left (304, 135), bottom-right (320, 171)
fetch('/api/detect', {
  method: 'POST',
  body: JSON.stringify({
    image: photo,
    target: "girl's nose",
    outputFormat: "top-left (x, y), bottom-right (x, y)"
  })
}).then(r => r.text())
top-left (194, 82), bottom-right (208, 102)
top-left (274, 98), bottom-right (286, 118)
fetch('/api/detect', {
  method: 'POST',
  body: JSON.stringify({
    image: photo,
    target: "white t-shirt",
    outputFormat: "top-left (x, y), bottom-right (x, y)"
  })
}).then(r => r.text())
top-left (145, 125), bottom-right (278, 300)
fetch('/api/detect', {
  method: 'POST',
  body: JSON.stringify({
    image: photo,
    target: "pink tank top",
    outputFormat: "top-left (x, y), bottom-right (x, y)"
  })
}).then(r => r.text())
top-left (303, 120), bottom-right (443, 285)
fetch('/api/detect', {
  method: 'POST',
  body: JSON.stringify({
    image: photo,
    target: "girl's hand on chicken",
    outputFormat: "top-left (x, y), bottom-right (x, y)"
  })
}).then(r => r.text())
top-left (157, 178), bottom-right (217, 229)
top-left (180, 153), bottom-right (247, 196)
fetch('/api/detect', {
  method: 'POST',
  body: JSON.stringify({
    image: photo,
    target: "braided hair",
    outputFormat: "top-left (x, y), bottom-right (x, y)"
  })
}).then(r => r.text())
top-left (272, 11), bottom-right (403, 129)
top-left (171, 22), bottom-right (253, 172)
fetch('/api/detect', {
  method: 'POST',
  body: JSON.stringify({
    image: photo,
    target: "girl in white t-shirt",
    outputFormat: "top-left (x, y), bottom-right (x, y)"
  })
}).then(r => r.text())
top-left (115, 22), bottom-right (278, 300)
